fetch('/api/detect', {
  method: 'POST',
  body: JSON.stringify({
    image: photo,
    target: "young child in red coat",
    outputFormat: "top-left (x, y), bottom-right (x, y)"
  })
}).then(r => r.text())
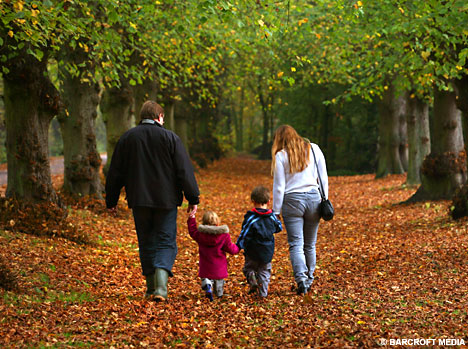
top-left (187, 210), bottom-right (239, 301)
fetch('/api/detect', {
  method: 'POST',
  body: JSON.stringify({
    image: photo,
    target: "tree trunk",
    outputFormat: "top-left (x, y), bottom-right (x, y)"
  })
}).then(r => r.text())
top-left (375, 86), bottom-right (405, 178)
top-left (454, 76), bottom-right (468, 160)
top-left (399, 96), bottom-right (408, 171)
top-left (321, 105), bottom-right (330, 156)
top-left (3, 52), bottom-right (60, 204)
top-left (268, 95), bottom-right (275, 146)
top-left (234, 88), bottom-right (245, 152)
top-left (405, 95), bottom-right (430, 186)
top-left (450, 76), bottom-right (468, 218)
top-left (176, 113), bottom-right (189, 151)
top-left (58, 69), bottom-right (103, 197)
top-left (166, 103), bottom-right (175, 132)
top-left (101, 81), bottom-right (134, 175)
top-left (258, 86), bottom-right (270, 160)
top-left (407, 86), bottom-right (466, 202)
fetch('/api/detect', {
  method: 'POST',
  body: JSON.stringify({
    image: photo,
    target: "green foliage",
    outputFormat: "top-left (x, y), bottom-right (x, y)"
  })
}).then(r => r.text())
top-left (1, 0), bottom-right (467, 175)
top-left (277, 83), bottom-right (378, 173)
top-left (289, 0), bottom-right (468, 101)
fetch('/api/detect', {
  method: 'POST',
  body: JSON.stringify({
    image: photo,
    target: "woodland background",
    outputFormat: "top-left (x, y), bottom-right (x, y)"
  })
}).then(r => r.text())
top-left (0, 0), bottom-right (468, 347)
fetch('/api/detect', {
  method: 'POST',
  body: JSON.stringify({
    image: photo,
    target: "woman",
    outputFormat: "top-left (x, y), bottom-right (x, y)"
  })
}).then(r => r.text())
top-left (271, 125), bottom-right (329, 295)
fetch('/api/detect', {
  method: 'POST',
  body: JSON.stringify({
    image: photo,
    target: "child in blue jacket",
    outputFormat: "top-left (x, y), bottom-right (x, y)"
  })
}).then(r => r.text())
top-left (237, 186), bottom-right (282, 297)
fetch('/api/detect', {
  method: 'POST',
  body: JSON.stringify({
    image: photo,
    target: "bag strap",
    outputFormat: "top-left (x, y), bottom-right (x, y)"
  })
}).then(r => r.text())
top-left (310, 144), bottom-right (326, 200)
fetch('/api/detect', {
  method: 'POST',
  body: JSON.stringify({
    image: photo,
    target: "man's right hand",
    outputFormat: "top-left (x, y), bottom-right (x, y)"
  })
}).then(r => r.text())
top-left (187, 204), bottom-right (197, 217)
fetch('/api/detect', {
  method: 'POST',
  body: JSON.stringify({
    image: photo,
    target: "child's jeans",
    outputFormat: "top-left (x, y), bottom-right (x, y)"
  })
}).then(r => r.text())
top-left (243, 255), bottom-right (272, 297)
top-left (201, 278), bottom-right (225, 297)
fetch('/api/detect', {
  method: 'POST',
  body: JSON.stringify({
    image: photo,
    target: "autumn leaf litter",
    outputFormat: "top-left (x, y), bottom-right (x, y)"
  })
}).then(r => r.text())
top-left (0, 157), bottom-right (467, 347)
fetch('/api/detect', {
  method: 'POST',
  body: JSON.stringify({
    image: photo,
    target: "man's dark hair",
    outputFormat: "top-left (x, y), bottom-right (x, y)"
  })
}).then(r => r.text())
top-left (251, 185), bottom-right (270, 205)
top-left (140, 100), bottom-right (164, 120)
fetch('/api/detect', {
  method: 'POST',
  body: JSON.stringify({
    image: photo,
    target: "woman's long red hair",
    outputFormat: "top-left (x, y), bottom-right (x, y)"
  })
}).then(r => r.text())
top-left (271, 125), bottom-right (310, 175)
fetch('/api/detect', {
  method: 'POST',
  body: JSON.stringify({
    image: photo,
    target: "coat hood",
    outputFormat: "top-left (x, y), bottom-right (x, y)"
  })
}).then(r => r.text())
top-left (197, 224), bottom-right (229, 235)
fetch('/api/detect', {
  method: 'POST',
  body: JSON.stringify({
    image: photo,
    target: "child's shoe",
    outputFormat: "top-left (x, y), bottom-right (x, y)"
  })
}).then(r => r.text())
top-left (205, 284), bottom-right (214, 301)
top-left (247, 272), bottom-right (258, 294)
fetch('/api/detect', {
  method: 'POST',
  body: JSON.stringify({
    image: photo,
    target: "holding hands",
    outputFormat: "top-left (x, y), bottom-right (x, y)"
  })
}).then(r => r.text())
top-left (188, 204), bottom-right (198, 218)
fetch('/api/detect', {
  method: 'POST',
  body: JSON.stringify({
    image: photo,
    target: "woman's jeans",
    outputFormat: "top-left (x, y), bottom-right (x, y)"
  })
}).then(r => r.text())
top-left (282, 190), bottom-right (321, 288)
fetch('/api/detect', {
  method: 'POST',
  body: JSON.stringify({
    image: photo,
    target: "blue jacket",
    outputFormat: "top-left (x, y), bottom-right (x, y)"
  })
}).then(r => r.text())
top-left (237, 208), bottom-right (282, 264)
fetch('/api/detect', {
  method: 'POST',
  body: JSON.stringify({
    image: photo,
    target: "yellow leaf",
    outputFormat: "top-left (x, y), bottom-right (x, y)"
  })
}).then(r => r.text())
top-left (8, 30), bottom-right (14, 38)
top-left (14, 1), bottom-right (24, 11)
top-left (291, 67), bottom-right (296, 72)
top-left (277, 71), bottom-right (284, 78)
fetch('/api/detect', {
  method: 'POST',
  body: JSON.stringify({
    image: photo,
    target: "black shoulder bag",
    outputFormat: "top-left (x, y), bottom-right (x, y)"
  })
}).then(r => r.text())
top-left (311, 145), bottom-right (334, 221)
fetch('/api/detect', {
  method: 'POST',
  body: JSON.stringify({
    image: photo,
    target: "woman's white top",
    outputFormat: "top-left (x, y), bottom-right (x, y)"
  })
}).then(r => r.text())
top-left (272, 143), bottom-right (328, 214)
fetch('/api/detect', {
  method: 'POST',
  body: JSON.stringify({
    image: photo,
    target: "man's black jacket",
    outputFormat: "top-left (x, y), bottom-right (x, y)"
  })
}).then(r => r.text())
top-left (105, 121), bottom-right (200, 209)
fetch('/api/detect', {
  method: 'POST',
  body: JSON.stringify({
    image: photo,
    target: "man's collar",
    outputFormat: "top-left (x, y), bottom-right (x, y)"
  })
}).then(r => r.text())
top-left (141, 119), bottom-right (163, 126)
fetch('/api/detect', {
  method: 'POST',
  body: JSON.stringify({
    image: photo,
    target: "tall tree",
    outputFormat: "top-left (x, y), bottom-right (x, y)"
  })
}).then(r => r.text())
top-left (0, 1), bottom-right (75, 204)
top-left (58, 41), bottom-right (103, 197)
top-left (410, 87), bottom-right (466, 201)
top-left (3, 49), bottom-right (60, 203)
top-left (376, 84), bottom-right (406, 178)
top-left (405, 94), bottom-right (431, 185)
top-left (101, 80), bottom-right (134, 175)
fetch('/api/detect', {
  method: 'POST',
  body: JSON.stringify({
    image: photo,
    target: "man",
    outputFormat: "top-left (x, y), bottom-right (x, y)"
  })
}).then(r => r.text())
top-left (106, 101), bottom-right (199, 301)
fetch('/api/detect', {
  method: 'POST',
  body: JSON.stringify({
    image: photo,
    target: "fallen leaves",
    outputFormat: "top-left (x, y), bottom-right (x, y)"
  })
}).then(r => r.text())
top-left (0, 157), bottom-right (467, 347)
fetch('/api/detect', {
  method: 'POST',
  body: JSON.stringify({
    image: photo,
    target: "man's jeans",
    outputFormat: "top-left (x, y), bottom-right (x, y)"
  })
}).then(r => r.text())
top-left (282, 190), bottom-right (321, 288)
top-left (132, 207), bottom-right (178, 277)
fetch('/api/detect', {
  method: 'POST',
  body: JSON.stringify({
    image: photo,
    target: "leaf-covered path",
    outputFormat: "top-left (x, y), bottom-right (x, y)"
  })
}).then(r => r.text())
top-left (1, 157), bottom-right (467, 347)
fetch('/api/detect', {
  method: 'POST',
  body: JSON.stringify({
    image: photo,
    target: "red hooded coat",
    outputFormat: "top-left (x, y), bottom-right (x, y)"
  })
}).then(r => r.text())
top-left (187, 217), bottom-right (239, 279)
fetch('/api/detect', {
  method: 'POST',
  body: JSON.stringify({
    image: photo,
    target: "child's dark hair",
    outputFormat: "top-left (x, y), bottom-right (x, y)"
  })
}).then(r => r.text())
top-left (251, 185), bottom-right (270, 205)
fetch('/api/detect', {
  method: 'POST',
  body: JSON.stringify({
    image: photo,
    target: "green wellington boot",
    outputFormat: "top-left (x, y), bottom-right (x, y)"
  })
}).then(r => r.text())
top-left (154, 268), bottom-right (168, 301)
top-left (145, 273), bottom-right (156, 299)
